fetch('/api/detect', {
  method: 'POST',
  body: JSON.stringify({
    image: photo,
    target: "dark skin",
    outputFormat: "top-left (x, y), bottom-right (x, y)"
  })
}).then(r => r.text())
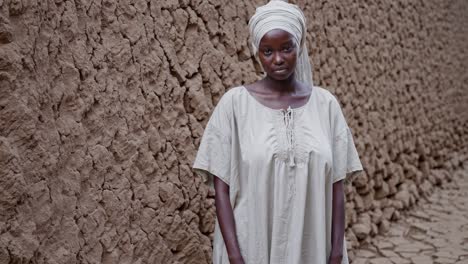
top-left (214, 29), bottom-right (345, 264)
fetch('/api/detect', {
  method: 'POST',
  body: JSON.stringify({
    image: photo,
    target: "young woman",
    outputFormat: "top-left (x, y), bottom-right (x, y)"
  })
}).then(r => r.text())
top-left (193, 1), bottom-right (363, 263)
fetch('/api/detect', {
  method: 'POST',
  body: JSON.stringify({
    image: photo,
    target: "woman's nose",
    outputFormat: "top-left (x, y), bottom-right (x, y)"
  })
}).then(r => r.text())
top-left (273, 52), bottom-right (284, 65)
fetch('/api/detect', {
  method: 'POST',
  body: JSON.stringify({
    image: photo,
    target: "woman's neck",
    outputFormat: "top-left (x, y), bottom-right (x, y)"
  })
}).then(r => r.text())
top-left (261, 74), bottom-right (298, 95)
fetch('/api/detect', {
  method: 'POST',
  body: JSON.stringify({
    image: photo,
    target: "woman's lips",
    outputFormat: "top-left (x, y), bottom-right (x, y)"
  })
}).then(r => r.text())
top-left (273, 68), bottom-right (288, 73)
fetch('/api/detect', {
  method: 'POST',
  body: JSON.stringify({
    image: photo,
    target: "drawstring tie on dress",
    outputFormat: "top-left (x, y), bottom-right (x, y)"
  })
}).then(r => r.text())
top-left (283, 106), bottom-right (295, 167)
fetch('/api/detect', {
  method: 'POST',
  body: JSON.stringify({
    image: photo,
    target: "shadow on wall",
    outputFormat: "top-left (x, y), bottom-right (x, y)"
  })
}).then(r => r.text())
top-left (0, 0), bottom-right (468, 263)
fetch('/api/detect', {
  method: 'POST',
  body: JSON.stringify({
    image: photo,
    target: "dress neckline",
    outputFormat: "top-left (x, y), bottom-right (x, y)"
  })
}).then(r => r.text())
top-left (240, 85), bottom-right (314, 112)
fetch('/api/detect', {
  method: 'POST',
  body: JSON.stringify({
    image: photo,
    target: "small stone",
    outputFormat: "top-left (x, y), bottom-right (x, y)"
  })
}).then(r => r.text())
top-left (395, 189), bottom-right (411, 208)
top-left (392, 210), bottom-right (401, 221)
top-left (353, 223), bottom-right (371, 240)
top-left (375, 182), bottom-right (390, 199)
top-left (370, 208), bottom-right (383, 224)
top-left (355, 195), bottom-right (365, 212)
top-left (371, 223), bottom-right (379, 236)
top-left (379, 219), bottom-right (390, 234)
top-left (383, 207), bottom-right (395, 220)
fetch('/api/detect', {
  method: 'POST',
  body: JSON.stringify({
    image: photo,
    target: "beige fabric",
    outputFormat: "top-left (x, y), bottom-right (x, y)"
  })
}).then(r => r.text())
top-left (193, 86), bottom-right (363, 263)
top-left (248, 0), bottom-right (314, 88)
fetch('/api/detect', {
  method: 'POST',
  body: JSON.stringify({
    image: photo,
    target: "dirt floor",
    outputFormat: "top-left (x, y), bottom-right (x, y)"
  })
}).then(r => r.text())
top-left (352, 165), bottom-right (468, 264)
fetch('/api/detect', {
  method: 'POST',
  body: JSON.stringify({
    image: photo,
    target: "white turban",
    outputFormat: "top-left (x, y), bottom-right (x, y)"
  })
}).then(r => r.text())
top-left (248, 0), bottom-right (314, 87)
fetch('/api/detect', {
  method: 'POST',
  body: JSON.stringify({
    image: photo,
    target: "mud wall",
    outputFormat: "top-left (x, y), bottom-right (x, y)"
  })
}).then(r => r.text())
top-left (0, 0), bottom-right (467, 263)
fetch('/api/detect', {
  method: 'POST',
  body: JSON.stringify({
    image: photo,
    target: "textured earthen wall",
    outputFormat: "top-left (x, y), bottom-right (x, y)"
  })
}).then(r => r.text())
top-left (0, 0), bottom-right (467, 263)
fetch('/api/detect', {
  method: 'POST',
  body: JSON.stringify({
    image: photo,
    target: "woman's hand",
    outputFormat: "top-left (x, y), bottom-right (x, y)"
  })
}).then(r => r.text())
top-left (329, 179), bottom-right (345, 264)
top-left (328, 253), bottom-right (343, 264)
top-left (228, 254), bottom-right (245, 264)
top-left (214, 177), bottom-right (244, 264)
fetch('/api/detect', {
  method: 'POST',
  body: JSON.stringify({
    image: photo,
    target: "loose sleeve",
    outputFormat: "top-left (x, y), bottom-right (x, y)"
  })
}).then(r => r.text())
top-left (192, 95), bottom-right (233, 187)
top-left (331, 98), bottom-right (363, 183)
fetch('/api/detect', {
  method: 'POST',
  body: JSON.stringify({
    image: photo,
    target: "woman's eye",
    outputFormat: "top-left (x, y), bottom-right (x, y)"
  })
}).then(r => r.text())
top-left (283, 46), bottom-right (292, 52)
top-left (263, 49), bottom-right (272, 56)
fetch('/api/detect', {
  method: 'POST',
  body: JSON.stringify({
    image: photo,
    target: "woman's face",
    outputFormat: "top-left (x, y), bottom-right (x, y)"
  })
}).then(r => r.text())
top-left (258, 29), bottom-right (298, 81)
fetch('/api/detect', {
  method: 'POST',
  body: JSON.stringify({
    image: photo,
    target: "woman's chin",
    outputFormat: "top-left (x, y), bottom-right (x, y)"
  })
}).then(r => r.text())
top-left (267, 72), bottom-right (294, 81)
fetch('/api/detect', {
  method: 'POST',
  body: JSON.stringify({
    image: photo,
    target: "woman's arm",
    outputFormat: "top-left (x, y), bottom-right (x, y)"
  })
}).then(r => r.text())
top-left (213, 177), bottom-right (245, 264)
top-left (329, 179), bottom-right (345, 264)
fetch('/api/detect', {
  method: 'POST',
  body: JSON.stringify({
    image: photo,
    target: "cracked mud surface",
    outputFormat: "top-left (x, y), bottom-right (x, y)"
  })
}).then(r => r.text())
top-left (352, 169), bottom-right (468, 264)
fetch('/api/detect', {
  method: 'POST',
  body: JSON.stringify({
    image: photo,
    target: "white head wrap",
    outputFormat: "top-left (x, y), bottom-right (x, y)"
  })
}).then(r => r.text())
top-left (248, 0), bottom-right (314, 87)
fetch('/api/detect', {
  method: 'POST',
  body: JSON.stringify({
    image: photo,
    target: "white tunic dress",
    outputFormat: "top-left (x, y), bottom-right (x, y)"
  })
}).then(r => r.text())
top-left (193, 86), bottom-right (363, 264)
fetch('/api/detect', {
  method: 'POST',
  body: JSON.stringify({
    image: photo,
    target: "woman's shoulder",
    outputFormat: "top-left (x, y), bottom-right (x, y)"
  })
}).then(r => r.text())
top-left (216, 86), bottom-right (246, 106)
top-left (312, 85), bottom-right (341, 107)
top-left (211, 86), bottom-right (248, 116)
top-left (223, 85), bottom-right (245, 97)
